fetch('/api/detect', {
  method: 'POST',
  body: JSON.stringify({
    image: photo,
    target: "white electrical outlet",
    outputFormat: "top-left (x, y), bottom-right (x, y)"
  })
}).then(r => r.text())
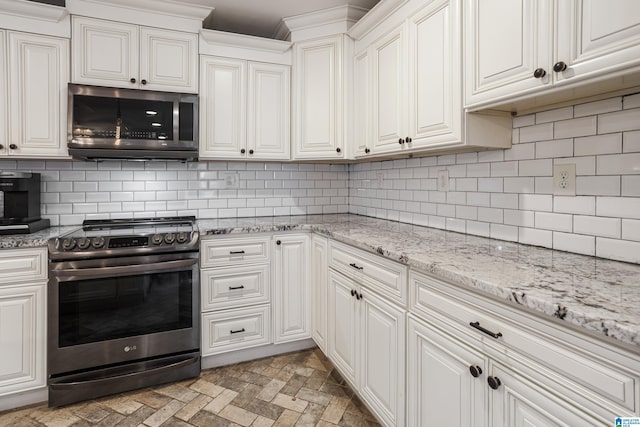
top-left (553, 164), bottom-right (576, 195)
top-left (220, 172), bottom-right (239, 189)
top-left (376, 172), bottom-right (384, 188)
top-left (437, 170), bottom-right (449, 192)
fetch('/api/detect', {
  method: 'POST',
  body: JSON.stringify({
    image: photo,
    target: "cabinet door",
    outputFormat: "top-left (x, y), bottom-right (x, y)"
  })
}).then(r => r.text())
top-left (0, 284), bottom-right (45, 396)
top-left (407, 316), bottom-right (487, 427)
top-left (292, 35), bottom-right (344, 159)
top-left (199, 56), bottom-right (247, 159)
top-left (139, 27), bottom-right (198, 93)
top-left (353, 49), bottom-right (371, 158)
top-left (311, 235), bottom-right (328, 352)
top-left (556, 0), bottom-right (640, 84)
top-left (327, 270), bottom-right (358, 385)
top-left (0, 30), bottom-right (7, 156)
top-left (247, 62), bottom-right (290, 160)
top-left (272, 234), bottom-right (310, 344)
top-left (409, 0), bottom-right (462, 148)
top-left (372, 25), bottom-right (407, 154)
top-left (72, 17), bottom-right (138, 89)
top-left (8, 32), bottom-right (68, 158)
top-left (464, 0), bottom-right (552, 107)
top-left (359, 288), bottom-right (405, 427)
top-left (490, 362), bottom-right (602, 427)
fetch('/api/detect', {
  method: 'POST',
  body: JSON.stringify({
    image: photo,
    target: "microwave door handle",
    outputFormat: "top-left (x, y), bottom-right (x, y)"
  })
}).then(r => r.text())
top-left (50, 258), bottom-right (198, 281)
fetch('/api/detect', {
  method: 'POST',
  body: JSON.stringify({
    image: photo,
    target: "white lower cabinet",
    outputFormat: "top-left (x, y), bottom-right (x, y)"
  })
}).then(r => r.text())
top-left (310, 234), bottom-right (328, 352)
top-left (0, 248), bottom-right (47, 399)
top-left (272, 233), bottom-right (310, 344)
top-left (327, 267), bottom-right (405, 427)
top-left (200, 232), bottom-right (310, 357)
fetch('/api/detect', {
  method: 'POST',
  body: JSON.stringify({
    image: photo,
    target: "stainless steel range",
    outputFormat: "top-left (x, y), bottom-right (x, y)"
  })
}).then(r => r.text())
top-left (47, 217), bottom-right (200, 407)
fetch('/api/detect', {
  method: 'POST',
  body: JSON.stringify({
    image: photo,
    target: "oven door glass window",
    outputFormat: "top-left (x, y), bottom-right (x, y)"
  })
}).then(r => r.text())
top-left (58, 270), bottom-right (192, 347)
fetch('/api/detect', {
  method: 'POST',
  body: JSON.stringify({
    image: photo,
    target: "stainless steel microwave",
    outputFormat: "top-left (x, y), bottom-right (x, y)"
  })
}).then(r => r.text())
top-left (67, 84), bottom-right (198, 161)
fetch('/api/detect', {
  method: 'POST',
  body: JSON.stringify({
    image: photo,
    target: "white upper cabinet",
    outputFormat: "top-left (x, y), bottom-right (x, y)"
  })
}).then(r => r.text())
top-left (199, 56), bottom-right (247, 159)
top-left (199, 56), bottom-right (290, 160)
top-left (292, 35), bottom-right (345, 160)
top-left (72, 16), bottom-right (198, 93)
top-left (465, 0), bottom-right (640, 109)
top-left (352, 0), bottom-right (511, 159)
top-left (353, 49), bottom-right (371, 157)
top-left (3, 31), bottom-right (68, 158)
top-left (247, 62), bottom-right (290, 160)
top-left (371, 25), bottom-right (406, 155)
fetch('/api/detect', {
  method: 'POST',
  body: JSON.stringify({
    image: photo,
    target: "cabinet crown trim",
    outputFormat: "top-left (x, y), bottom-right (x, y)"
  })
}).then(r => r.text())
top-left (0, 0), bottom-right (68, 23)
top-left (200, 28), bottom-right (292, 54)
top-left (277, 5), bottom-right (369, 41)
top-left (348, 0), bottom-right (410, 40)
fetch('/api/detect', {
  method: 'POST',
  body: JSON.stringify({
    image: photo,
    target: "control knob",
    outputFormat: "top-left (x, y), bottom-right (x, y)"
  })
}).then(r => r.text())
top-left (176, 232), bottom-right (189, 244)
top-left (151, 234), bottom-right (164, 245)
top-left (91, 237), bottom-right (105, 249)
top-left (77, 237), bottom-right (91, 250)
top-left (164, 233), bottom-right (176, 244)
top-left (62, 238), bottom-right (76, 250)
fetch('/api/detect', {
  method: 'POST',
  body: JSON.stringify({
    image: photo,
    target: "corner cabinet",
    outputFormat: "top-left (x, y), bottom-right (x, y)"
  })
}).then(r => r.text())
top-left (292, 35), bottom-right (346, 160)
top-left (199, 56), bottom-right (290, 160)
top-left (72, 16), bottom-right (198, 93)
top-left (465, 0), bottom-right (640, 109)
top-left (0, 248), bottom-right (47, 404)
top-left (0, 30), bottom-right (68, 158)
top-left (352, 0), bottom-right (511, 160)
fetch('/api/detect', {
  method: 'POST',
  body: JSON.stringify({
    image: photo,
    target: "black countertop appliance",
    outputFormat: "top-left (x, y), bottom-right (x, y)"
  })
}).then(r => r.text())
top-left (0, 171), bottom-right (50, 234)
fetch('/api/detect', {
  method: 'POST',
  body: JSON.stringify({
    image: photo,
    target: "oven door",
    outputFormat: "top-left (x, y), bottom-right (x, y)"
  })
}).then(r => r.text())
top-left (48, 252), bottom-right (199, 376)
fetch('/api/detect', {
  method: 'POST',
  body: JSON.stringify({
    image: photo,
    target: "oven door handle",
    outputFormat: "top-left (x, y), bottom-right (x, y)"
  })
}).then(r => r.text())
top-left (50, 258), bottom-right (198, 280)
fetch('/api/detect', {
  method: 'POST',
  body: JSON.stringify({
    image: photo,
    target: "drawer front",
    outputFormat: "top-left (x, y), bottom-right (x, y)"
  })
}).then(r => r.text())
top-left (410, 270), bottom-right (638, 418)
top-left (201, 236), bottom-right (270, 267)
top-left (0, 248), bottom-right (47, 286)
top-left (329, 240), bottom-right (407, 305)
top-left (202, 264), bottom-right (270, 311)
top-left (202, 305), bottom-right (271, 356)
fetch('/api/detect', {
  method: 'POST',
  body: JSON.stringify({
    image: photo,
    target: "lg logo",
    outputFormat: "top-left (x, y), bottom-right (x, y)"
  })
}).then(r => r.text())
top-left (123, 345), bottom-right (137, 352)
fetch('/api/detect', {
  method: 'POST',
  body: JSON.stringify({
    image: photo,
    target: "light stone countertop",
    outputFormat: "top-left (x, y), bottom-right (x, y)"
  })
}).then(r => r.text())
top-left (4, 214), bottom-right (640, 350)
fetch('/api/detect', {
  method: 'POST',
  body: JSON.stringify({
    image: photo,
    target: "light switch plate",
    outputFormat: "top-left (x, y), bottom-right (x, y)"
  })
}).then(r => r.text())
top-left (437, 170), bottom-right (449, 192)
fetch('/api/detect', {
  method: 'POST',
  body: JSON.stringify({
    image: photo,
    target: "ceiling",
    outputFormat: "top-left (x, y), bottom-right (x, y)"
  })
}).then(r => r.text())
top-left (189, 0), bottom-right (381, 39)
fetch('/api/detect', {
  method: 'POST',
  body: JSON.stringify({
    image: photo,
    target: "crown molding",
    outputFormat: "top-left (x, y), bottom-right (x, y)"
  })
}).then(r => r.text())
top-left (200, 29), bottom-right (292, 54)
top-left (276, 5), bottom-right (369, 41)
top-left (67, 0), bottom-right (213, 32)
top-left (348, 0), bottom-right (409, 40)
top-left (0, 0), bottom-right (68, 22)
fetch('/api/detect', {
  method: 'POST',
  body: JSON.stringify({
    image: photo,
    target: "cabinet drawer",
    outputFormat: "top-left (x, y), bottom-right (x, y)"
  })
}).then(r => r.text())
top-left (0, 248), bottom-right (47, 286)
top-left (201, 236), bottom-right (270, 267)
top-left (202, 305), bottom-right (271, 356)
top-left (201, 264), bottom-right (270, 311)
top-left (410, 270), bottom-right (639, 418)
top-left (329, 240), bottom-right (407, 305)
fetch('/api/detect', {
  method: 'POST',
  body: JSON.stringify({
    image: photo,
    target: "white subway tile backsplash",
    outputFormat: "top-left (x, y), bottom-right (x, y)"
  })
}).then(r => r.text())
top-left (520, 123), bottom-right (554, 143)
top-left (504, 143), bottom-right (535, 161)
top-left (536, 106), bottom-right (573, 124)
top-left (513, 114), bottom-right (535, 128)
top-left (574, 133), bottom-right (622, 156)
top-left (624, 130), bottom-right (640, 153)
top-left (622, 176), bottom-right (640, 197)
top-left (534, 177), bottom-right (554, 194)
top-left (467, 192), bottom-right (490, 207)
top-left (466, 163), bottom-right (491, 177)
top-left (553, 196), bottom-right (595, 215)
top-left (624, 93), bottom-right (640, 109)
top-left (504, 177), bottom-right (535, 194)
top-left (576, 176), bottom-right (621, 196)
top-left (478, 178), bottom-right (503, 193)
top-left (622, 219), bottom-right (640, 242)
top-left (536, 139), bottom-right (573, 159)
top-left (573, 216), bottom-right (620, 238)
top-left (466, 221), bottom-right (490, 237)
top-left (478, 207), bottom-right (503, 223)
top-left (490, 224), bottom-right (518, 242)
top-left (553, 232), bottom-right (595, 256)
top-left (446, 218), bottom-right (466, 233)
top-left (596, 237), bottom-right (640, 264)
top-left (491, 193), bottom-right (518, 209)
top-left (554, 116), bottom-right (596, 139)
top-left (519, 194), bottom-right (553, 212)
top-left (596, 197), bottom-right (640, 219)
top-left (491, 161), bottom-right (519, 177)
top-left (574, 98), bottom-right (622, 117)
top-left (519, 159), bottom-right (553, 176)
top-left (478, 150), bottom-right (504, 163)
top-left (519, 227), bottom-right (552, 247)
top-left (597, 153), bottom-right (640, 175)
top-left (535, 212), bottom-right (573, 232)
top-left (504, 209), bottom-right (534, 227)
top-left (599, 108), bottom-right (640, 133)
top-left (554, 156), bottom-right (596, 175)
